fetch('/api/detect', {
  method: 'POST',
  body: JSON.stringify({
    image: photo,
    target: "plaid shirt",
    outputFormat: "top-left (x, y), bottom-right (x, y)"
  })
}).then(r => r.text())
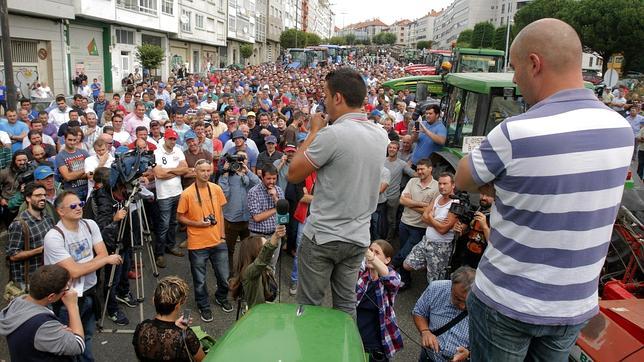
top-left (6, 210), bottom-right (55, 287)
top-left (247, 183), bottom-right (283, 235)
top-left (356, 261), bottom-right (403, 359)
top-left (0, 147), bottom-right (11, 169)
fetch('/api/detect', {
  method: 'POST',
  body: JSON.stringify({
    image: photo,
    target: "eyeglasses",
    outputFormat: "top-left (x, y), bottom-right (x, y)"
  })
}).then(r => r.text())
top-left (165, 125), bottom-right (173, 128)
top-left (68, 201), bottom-right (86, 210)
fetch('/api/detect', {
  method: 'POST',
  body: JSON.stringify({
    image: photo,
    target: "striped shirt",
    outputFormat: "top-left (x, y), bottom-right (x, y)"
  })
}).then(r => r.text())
top-left (468, 88), bottom-right (633, 325)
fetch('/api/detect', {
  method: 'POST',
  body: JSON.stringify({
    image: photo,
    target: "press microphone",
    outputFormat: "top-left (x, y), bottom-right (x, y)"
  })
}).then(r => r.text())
top-left (276, 199), bottom-right (290, 225)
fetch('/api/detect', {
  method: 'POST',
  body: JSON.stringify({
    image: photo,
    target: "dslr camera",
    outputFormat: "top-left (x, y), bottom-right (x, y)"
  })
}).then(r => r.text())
top-left (225, 154), bottom-right (245, 173)
top-left (204, 214), bottom-right (217, 226)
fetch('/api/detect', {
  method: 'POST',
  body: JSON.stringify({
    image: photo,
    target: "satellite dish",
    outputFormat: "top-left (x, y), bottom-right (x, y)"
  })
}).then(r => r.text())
top-left (180, 15), bottom-right (189, 24)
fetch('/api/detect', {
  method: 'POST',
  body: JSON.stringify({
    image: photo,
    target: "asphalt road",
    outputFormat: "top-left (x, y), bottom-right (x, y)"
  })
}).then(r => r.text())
top-left (0, 232), bottom-right (430, 362)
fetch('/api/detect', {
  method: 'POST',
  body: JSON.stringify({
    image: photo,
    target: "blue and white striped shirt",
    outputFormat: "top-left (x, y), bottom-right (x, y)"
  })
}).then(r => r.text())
top-left (468, 88), bottom-right (633, 325)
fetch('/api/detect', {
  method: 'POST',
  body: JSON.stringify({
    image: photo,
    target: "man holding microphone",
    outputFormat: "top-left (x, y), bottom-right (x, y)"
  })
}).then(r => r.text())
top-left (288, 67), bottom-right (389, 318)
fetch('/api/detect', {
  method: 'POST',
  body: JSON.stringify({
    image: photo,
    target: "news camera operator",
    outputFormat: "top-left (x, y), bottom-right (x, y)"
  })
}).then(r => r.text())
top-left (218, 150), bottom-right (260, 271)
top-left (450, 193), bottom-right (493, 269)
top-left (89, 167), bottom-right (136, 326)
top-left (177, 159), bottom-right (232, 322)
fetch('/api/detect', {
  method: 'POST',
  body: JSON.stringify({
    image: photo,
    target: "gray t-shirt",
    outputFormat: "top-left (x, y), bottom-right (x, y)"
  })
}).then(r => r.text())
top-left (384, 157), bottom-right (415, 200)
top-left (55, 148), bottom-right (89, 195)
top-left (378, 167), bottom-right (391, 204)
top-left (303, 112), bottom-right (389, 247)
top-left (44, 219), bottom-right (102, 296)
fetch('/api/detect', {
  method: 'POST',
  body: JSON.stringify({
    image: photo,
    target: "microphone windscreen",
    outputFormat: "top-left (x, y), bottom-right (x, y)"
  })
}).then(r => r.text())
top-left (276, 199), bottom-right (290, 215)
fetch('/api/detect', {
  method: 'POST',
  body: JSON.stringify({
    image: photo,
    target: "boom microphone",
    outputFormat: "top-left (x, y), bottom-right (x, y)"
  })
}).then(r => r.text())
top-left (276, 199), bottom-right (290, 225)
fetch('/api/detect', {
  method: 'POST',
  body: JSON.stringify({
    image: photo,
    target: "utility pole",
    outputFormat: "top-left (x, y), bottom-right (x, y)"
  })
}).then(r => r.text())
top-left (294, 0), bottom-right (299, 48)
top-left (0, 0), bottom-right (16, 111)
top-left (504, 15), bottom-right (511, 72)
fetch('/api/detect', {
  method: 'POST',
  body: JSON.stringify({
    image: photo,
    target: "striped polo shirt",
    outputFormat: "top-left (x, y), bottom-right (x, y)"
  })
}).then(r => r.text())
top-left (468, 88), bottom-right (633, 325)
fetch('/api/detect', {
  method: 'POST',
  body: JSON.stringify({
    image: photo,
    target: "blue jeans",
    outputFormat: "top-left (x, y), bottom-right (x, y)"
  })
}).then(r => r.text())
top-left (188, 243), bottom-right (230, 311)
top-left (290, 221), bottom-right (305, 283)
top-left (467, 292), bottom-right (587, 362)
top-left (155, 195), bottom-right (180, 256)
top-left (370, 202), bottom-right (388, 240)
top-left (57, 293), bottom-right (96, 362)
top-left (393, 222), bottom-right (426, 284)
top-left (104, 248), bottom-right (132, 314)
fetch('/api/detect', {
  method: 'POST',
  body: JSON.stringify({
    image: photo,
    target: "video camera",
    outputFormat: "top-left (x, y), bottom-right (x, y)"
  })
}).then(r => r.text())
top-left (16, 168), bottom-right (35, 185)
top-left (225, 154), bottom-right (245, 173)
top-left (109, 148), bottom-right (156, 189)
top-left (449, 191), bottom-right (478, 224)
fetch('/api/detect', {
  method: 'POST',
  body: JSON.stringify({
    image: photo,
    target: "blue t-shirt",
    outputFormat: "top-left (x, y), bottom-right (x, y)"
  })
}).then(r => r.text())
top-left (411, 120), bottom-right (447, 165)
top-left (0, 121), bottom-right (29, 152)
top-left (91, 83), bottom-right (101, 97)
top-left (0, 85), bottom-right (6, 101)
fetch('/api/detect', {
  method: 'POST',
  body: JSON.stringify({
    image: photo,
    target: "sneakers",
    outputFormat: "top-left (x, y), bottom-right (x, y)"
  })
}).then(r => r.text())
top-left (109, 310), bottom-right (129, 326)
top-left (178, 240), bottom-right (187, 248)
top-left (216, 299), bottom-right (234, 313)
top-left (200, 309), bottom-right (213, 322)
top-left (155, 256), bottom-right (166, 268)
top-left (116, 292), bottom-right (138, 308)
top-left (167, 246), bottom-right (185, 257)
top-left (289, 282), bottom-right (297, 296)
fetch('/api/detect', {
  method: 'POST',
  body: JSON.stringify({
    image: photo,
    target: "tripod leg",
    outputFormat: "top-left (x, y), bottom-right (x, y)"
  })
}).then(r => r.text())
top-left (99, 246), bottom-right (121, 330)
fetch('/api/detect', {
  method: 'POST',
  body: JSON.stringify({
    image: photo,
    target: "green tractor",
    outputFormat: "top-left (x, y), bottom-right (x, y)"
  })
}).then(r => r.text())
top-left (429, 72), bottom-right (595, 176)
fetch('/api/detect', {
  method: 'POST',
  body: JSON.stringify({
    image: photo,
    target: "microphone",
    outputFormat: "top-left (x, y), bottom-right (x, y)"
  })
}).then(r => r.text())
top-left (275, 199), bottom-right (290, 225)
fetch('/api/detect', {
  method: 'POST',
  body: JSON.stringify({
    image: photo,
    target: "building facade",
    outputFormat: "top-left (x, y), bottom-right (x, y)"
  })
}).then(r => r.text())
top-left (227, 0), bottom-right (257, 65)
top-left (432, 0), bottom-right (495, 48)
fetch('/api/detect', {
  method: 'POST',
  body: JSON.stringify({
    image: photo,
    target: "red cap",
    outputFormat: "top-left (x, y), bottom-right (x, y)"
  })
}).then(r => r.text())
top-left (284, 144), bottom-right (297, 152)
top-left (164, 128), bottom-right (178, 140)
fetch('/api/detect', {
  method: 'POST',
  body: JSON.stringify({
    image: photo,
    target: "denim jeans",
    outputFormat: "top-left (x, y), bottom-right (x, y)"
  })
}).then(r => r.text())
top-left (104, 248), bottom-right (132, 314)
top-left (188, 243), bottom-right (230, 312)
top-left (57, 293), bottom-right (96, 362)
top-left (370, 202), bottom-right (388, 240)
top-left (296, 234), bottom-right (366, 319)
top-left (155, 195), bottom-right (180, 256)
top-left (290, 221), bottom-right (305, 283)
top-left (392, 222), bottom-right (426, 284)
top-left (467, 292), bottom-right (587, 362)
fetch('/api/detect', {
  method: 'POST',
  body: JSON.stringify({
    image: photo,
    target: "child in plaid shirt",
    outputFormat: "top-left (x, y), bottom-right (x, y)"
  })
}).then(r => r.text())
top-left (356, 239), bottom-right (403, 361)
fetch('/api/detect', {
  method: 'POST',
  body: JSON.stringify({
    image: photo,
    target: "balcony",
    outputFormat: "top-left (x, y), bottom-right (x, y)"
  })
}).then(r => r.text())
top-left (117, 0), bottom-right (158, 16)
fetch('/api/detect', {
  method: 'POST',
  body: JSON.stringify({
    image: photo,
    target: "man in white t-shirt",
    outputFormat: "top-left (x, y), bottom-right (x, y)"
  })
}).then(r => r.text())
top-left (44, 191), bottom-right (123, 362)
top-left (110, 114), bottom-right (130, 146)
top-left (149, 99), bottom-right (170, 124)
top-left (403, 172), bottom-right (458, 282)
top-left (84, 138), bottom-right (114, 198)
top-left (153, 128), bottom-right (189, 268)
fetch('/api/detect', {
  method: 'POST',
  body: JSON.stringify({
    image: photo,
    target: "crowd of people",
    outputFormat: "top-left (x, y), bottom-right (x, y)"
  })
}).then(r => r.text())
top-left (0, 18), bottom-right (639, 362)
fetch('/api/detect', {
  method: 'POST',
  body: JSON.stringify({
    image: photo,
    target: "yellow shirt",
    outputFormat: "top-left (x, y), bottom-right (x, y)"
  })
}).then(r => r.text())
top-left (177, 182), bottom-right (227, 250)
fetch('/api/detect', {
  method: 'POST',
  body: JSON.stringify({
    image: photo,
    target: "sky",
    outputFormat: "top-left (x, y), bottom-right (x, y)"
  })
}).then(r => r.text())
top-left (331, 0), bottom-right (455, 29)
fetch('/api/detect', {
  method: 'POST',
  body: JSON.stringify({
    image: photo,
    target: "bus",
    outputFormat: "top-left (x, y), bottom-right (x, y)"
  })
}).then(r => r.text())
top-left (319, 44), bottom-right (342, 64)
top-left (286, 48), bottom-right (315, 69)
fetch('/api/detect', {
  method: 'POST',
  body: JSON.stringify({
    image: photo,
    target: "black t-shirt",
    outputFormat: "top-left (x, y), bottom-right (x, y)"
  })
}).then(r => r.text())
top-left (133, 318), bottom-right (200, 362)
top-left (357, 282), bottom-right (382, 349)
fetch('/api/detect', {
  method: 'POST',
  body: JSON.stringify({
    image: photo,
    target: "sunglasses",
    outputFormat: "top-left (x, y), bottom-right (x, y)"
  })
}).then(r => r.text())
top-left (165, 125), bottom-right (173, 128)
top-left (68, 201), bottom-right (86, 210)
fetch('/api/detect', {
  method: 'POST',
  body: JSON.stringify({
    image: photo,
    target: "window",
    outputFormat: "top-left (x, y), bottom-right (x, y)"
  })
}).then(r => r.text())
top-left (182, 10), bottom-right (192, 32)
top-left (501, 4), bottom-right (505, 13)
top-left (162, 0), bottom-right (173, 15)
top-left (217, 20), bottom-right (225, 41)
top-left (117, 0), bottom-right (158, 15)
top-left (206, 17), bottom-right (215, 32)
top-left (195, 14), bottom-right (204, 29)
top-left (589, 57), bottom-right (593, 67)
top-left (115, 29), bottom-right (135, 44)
top-left (228, 15), bottom-right (236, 33)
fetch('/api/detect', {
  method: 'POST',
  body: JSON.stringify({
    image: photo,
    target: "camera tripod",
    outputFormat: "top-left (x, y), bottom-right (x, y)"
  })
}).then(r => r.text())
top-left (99, 181), bottom-right (159, 333)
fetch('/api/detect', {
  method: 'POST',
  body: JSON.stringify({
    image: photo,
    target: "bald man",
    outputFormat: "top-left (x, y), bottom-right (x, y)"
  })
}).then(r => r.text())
top-left (455, 19), bottom-right (633, 361)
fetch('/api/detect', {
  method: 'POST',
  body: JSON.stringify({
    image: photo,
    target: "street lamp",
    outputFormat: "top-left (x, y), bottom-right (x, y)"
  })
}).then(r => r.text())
top-left (504, 15), bottom-right (513, 72)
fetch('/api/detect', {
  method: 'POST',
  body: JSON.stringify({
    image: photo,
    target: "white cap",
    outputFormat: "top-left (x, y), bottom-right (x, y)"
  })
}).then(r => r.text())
top-left (408, 101), bottom-right (417, 109)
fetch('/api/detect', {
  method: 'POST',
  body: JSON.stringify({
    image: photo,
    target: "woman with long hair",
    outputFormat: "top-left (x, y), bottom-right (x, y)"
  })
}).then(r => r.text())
top-left (229, 225), bottom-right (286, 308)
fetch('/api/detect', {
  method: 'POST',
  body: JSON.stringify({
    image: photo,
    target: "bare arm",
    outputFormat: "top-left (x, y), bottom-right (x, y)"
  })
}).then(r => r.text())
top-left (58, 165), bottom-right (87, 182)
top-left (423, 209), bottom-right (458, 235)
top-left (8, 246), bottom-right (43, 262)
top-left (454, 155), bottom-right (479, 193)
top-left (56, 253), bottom-right (121, 279)
top-left (288, 113), bottom-right (326, 184)
top-left (251, 208), bottom-right (276, 223)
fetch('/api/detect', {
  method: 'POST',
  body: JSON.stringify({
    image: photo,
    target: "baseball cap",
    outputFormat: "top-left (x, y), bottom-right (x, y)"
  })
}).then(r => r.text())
top-left (284, 144), bottom-right (297, 152)
top-left (408, 101), bottom-right (417, 109)
top-left (370, 110), bottom-right (383, 118)
top-left (247, 111), bottom-right (256, 118)
top-left (231, 130), bottom-right (245, 140)
top-left (164, 128), bottom-right (179, 140)
top-left (239, 115), bottom-right (248, 121)
top-left (262, 85), bottom-right (270, 90)
top-left (265, 135), bottom-right (277, 144)
top-left (34, 166), bottom-right (54, 180)
top-left (184, 130), bottom-right (197, 141)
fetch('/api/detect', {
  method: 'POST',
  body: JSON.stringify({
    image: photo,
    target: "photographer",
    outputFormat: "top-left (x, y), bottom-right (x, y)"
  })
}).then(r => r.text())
top-left (132, 276), bottom-right (205, 362)
top-left (0, 151), bottom-right (34, 223)
top-left (218, 150), bottom-right (260, 271)
top-left (177, 159), bottom-right (231, 322)
top-left (403, 172), bottom-right (458, 283)
top-left (451, 194), bottom-right (493, 269)
top-left (0, 265), bottom-right (86, 361)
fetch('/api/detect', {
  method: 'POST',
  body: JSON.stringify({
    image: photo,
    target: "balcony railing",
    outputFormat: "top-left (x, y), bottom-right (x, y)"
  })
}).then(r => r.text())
top-left (117, 0), bottom-right (158, 16)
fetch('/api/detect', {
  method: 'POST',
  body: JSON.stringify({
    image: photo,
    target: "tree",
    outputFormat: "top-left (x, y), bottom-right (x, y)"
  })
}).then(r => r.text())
top-left (417, 40), bottom-right (433, 50)
top-left (470, 22), bottom-right (495, 48)
top-left (327, 36), bottom-right (347, 45)
top-left (240, 44), bottom-right (253, 62)
top-left (280, 28), bottom-right (307, 48)
top-left (566, 0), bottom-right (644, 73)
top-left (136, 44), bottom-right (164, 78)
top-left (492, 26), bottom-right (511, 51)
top-left (345, 33), bottom-right (357, 45)
top-left (513, 0), bottom-right (575, 34)
top-left (373, 32), bottom-right (397, 45)
top-left (457, 29), bottom-right (473, 47)
top-left (306, 32), bottom-right (322, 46)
